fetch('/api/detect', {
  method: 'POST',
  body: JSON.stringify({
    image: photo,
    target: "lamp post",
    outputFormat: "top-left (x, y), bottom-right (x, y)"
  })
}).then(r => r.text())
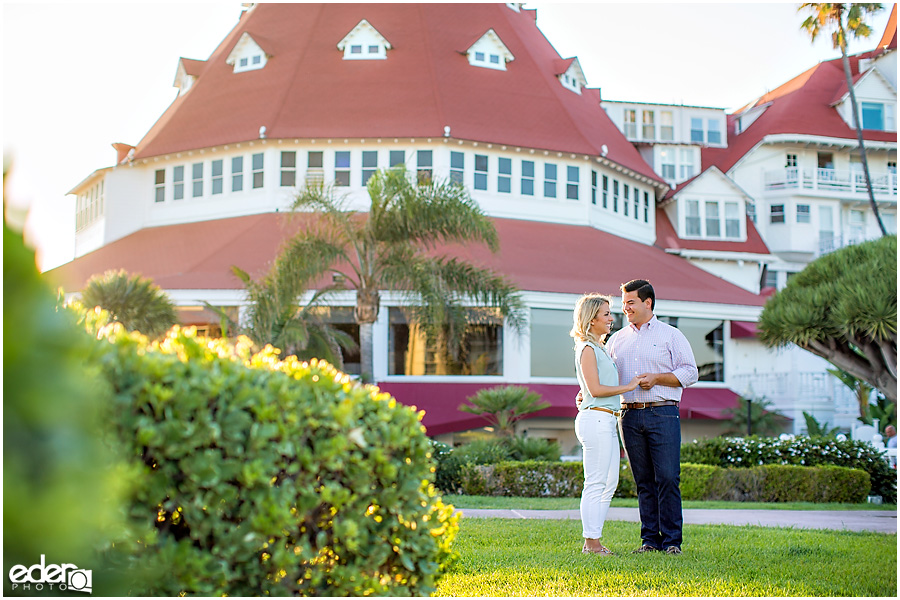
top-left (747, 396), bottom-right (752, 437)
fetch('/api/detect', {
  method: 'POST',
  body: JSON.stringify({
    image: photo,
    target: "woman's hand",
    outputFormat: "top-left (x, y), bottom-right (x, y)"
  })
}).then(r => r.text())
top-left (626, 376), bottom-right (641, 391)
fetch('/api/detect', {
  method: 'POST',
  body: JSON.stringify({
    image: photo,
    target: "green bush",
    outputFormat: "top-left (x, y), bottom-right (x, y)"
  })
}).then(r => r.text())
top-left (431, 436), bottom-right (560, 493)
top-left (431, 440), bottom-right (465, 494)
top-left (3, 217), bottom-right (139, 595)
top-left (506, 436), bottom-right (561, 462)
top-left (679, 464), bottom-right (721, 500)
top-left (682, 436), bottom-right (895, 503)
top-left (458, 460), bottom-right (635, 498)
top-left (90, 325), bottom-right (458, 596)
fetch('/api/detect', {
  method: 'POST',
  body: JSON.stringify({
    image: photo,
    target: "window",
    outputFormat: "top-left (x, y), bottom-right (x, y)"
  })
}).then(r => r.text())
top-left (725, 202), bottom-right (740, 237)
top-left (544, 163), bottom-right (557, 198)
top-left (173, 165), bottom-right (184, 200)
top-left (450, 151), bottom-right (465, 185)
top-left (660, 111), bottom-right (674, 140)
top-left (351, 45), bottom-right (362, 55)
top-left (644, 191), bottom-right (650, 223)
top-left (252, 55), bottom-right (261, 65)
top-left (368, 45), bottom-right (379, 54)
top-left (192, 162), bottom-right (203, 197)
top-left (770, 204), bottom-right (785, 224)
top-left (602, 175), bottom-right (608, 208)
top-left (707, 119), bottom-right (722, 144)
top-left (474, 154), bottom-right (488, 190)
top-left (307, 151), bottom-right (324, 186)
top-left (633, 186), bottom-right (640, 219)
top-left (624, 109), bottom-right (637, 138)
top-left (612, 180), bottom-right (619, 212)
top-left (388, 308), bottom-right (503, 376)
top-left (417, 150), bottom-right (432, 183)
top-left (623, 184), bottom-right (629, 216)
top-left (521, 160), bottom-right (534, 195)
top-left (490, 54), bottom-right (500, 64)
top-left (154, 169), bottom-right (165, 203)
top-left (690, 118), bottom-right (704, 143)
top-left (591, 170), bottom-right (597, 205)
top-left (672, 318), bottom-right (724, 381)
top-left (850, 209), bottom-right (865, 240)
top-left (763, 267), bottom-right (778, 289)
top-left (232, 156), bottom-right (244, 191)
top-left (252, 153), bottom-right (264, 188)
top-left (888, 161), bottom-right (897, 173)
top-left (212, 159), bottom-right (223, 194)
top-left (566, 166), bottom-right (579, 200)
top-left (475, 51), bottom-right (485, 62)
top-left (335, 151), bottom-right (350, 186)
top-left (861, 102), bottom-right (884, 130)
top-left (642, 110), bottom-right (655, 140)
top-left (660, 148), bottom-right (675, 180)
top-left (679, 148), bottom-right (694, 180)
top-left (362, 151), bottom-right (377, 185)
top-left (498, 157), bottom-right (511, 193)
top-left (747, 201), bottom-right (756, 223)
top-left (785, 153), bottom-right (798, 167)
top-left (796, 203), bottom-right (810, 224)
top-left (530, 308), bottom-right (622, 376)
top-left (685, 199), bottom-right (701, 235)
top-left (389, 150), bottom-right (405, 168)
top-left (704, 202), bottom-right (720, 236)
top-left (280, 151), bottom-right (296, 187)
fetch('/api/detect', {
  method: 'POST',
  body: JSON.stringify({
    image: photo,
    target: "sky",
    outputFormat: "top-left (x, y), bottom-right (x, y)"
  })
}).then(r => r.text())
top-left (2, 1), bottom-right (894, 271)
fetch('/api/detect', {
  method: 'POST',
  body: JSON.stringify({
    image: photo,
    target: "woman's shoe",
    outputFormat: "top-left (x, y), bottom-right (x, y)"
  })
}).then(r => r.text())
top-left (582, 544), bottom-right (614, 556)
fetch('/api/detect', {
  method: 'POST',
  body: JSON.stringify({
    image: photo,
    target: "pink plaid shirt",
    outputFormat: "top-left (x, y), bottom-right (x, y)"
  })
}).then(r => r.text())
top-left (606, 315), bottom-right (699, 403)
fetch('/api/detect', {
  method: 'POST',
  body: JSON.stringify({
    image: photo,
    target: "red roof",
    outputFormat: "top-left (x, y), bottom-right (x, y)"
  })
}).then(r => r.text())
top-left (132, 3), bottom-right (661, 184)
top-left (703, 52), bottom-right (897, 174)
top-left (655, 207), bottom-right (771, 255)
top-left (47, 213), bottom-right (765, 308)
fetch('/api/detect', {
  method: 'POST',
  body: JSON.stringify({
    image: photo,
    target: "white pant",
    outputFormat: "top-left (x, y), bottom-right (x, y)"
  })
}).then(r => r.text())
top-left (575, 409), bottom-right (620, 539)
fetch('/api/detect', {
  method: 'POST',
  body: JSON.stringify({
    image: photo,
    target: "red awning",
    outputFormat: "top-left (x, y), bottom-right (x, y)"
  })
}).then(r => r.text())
top-left (730, 320), bottom-right (759, 338)
top-left (375, 382), bottom-right (749, 435)
top-left (678, 387), bottom-right (742, 420)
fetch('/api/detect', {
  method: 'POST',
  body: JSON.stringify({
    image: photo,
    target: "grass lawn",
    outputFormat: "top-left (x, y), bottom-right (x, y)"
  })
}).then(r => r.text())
top-left (442, 494), bottom-right (898, 511)
top-left (436, 518), bottom-right (897, 596)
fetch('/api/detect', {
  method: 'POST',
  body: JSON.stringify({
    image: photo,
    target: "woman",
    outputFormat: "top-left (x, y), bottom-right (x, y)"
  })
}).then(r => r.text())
top-left (570, 294), bottom-right (639, 555)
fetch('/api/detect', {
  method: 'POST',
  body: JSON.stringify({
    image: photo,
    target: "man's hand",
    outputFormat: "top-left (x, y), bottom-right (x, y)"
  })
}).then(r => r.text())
top-left (637, 372), bottom-right (681, 389)
top-left (575, 391), bottom-right (583, 407)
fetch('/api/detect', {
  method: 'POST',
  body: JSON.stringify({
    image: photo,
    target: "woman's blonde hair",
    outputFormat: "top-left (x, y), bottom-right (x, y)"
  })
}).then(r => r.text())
top-left (569, 293), bottom-right (611, 346)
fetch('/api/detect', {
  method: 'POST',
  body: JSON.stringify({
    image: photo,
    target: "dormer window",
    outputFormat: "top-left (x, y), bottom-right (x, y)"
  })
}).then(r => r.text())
top-left (173, 58), bottom-right (205, 96)
top-left (464, 29), bottom-right (514, 71)
top-left (338, 19), bottom-right (391, 60)
top-left (556, 58), bottom-right (587, 94)
top-left (226, 32), bottom-right (270, 73)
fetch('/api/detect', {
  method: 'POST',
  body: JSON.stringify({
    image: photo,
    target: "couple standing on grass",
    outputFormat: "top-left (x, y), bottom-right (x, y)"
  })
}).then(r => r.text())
top-left (571, 279), bottom-right (699, 556)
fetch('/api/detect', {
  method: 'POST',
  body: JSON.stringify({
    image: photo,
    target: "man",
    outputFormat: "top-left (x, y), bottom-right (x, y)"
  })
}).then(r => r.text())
top-left (607, 279), bottom-right (698, 555)
top-left (885, 425), bottom-right (897, 449)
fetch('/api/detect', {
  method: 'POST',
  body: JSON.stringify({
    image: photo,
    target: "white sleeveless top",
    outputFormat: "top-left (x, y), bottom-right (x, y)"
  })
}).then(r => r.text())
top-left (574, 340), bottom-right (621, 412)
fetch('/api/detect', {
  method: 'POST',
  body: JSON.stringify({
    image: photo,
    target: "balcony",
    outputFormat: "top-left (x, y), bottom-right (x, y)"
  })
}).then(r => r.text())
top-left (764, 167), bottom-right (897, 200)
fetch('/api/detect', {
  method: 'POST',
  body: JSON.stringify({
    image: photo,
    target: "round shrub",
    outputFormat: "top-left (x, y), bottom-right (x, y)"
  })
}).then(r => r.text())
top-left (505, 436), bottom-right (561, 462)
top-left (431, 440), bottom-right (464, 494)
top-left (93, 326), bottom-right (458, 596)
top-left (682, 436), bottom-right (895, 503)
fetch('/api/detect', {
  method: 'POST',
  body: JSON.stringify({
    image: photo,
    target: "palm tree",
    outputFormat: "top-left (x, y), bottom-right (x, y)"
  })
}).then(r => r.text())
top-left (208, 258), bottom-right (355, 369)
top-left (458, 386), bottom-right (550, 437)
top-left (286, 166), bottom-right (526, 378)
top-left (721, 396), bottom-right (790, 437)
top-left (80, 269), bottom-right (177, 340)
top-left (800, 3), bottom-right (887, 236)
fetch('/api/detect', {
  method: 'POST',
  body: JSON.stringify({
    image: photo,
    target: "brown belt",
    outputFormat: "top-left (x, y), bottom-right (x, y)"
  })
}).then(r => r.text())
top-left (589, 406), bottom-right (622, 417)
top-left (622, 400), bottom-right (678, 410)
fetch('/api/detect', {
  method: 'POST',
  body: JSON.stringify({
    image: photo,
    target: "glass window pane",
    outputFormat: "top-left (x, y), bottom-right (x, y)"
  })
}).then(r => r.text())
top-left (308, 151), bottom-right (323, 168)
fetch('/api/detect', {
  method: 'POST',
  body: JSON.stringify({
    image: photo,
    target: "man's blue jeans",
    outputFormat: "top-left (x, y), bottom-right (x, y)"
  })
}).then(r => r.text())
top-left (620, 404), bottom-right (683, 549)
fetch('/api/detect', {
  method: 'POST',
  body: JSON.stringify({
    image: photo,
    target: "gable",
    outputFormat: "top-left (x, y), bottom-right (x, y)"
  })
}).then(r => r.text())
top-left (225, 32), bottom-right (270, 73)
top-left (337, 19), bottom-right (392, 60)
top-left (464, 29), bottom-right (514, 70)
top-left (556, 58), bottom-right (587, 94)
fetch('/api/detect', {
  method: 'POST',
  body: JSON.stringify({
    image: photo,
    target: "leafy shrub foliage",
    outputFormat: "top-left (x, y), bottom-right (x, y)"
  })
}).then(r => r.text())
top-left (3, 219), bottom-right (138, 595)
top-left (681, 436), bottom-right (895, 503)
top-left (430, 437), bottom-right (560, 493)
top-left (456, 459), bottom-right (868, 503)
top-left (91, 326), bottom-right (458, 596)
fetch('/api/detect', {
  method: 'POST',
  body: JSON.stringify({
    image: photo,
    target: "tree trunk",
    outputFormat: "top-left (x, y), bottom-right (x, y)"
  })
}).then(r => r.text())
top-left (355, 287), bottom-right (380, 383)
top-left (840, 45), bottom-right (888, 236)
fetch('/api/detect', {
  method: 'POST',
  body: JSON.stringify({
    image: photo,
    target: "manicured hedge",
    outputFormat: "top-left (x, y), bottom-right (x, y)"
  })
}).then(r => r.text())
top-left (458, 460), bottom-right (870, 503)
top-left (682, 436), bottom-right (895, 503)
top-left (90, 324), bottom-right (458, 596)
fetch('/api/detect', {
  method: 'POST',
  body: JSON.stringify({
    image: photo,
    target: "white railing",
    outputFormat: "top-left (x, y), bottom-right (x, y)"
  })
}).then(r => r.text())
top-left (764, 167), bottom-right (897, 198)
top-left (816, 232), bottom-right (871, 257)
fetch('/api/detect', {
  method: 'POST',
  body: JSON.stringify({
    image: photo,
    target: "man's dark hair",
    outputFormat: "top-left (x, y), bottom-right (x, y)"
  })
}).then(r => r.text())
top-left (621, 279), bottom-right (655, 310)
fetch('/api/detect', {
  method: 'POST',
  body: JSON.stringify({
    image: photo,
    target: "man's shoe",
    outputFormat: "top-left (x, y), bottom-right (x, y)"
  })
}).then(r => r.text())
top-left (631, 545), bottom-right (660, 554)
top-left (664, 546), bottom-right (682, 555)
